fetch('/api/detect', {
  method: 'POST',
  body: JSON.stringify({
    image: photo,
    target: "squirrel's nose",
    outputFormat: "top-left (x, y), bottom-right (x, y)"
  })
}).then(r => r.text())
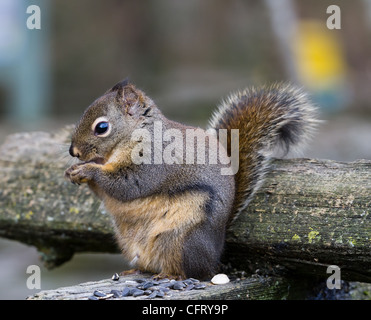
top-left (69, 145), bottom-right (80, 158)
top-left (69, 145), bottom-right (75, 157)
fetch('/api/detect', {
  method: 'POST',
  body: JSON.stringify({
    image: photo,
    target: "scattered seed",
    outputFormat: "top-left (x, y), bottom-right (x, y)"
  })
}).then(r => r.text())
top-left (172, 282), bottom-right (185, 290)
top-left (89, 276), bottom-right (206, 300)
top-left (194, 283), bottom-right (206, 290)
top-left (121, 287), bottom-right (130, 297)
top-left (110, 290), bottom-right (121, 298)
top-left (135, 278), bottom-right (147, 283)
top-left (146, 291), bottom-right (158, 299)
top-left (93, 290), bottom-right (106, 297)
top-left (111, 273), bottom-right (120, 281)
top-left (157, 278), bottom-right (170, 284)
top-left (211, 273), bottom-right (230, 285)
top-left (185, 284), bottom-right (195, 290)
top-left (138, 281), bottom-right (155, 290)
top-left (160, 287), bottom-right (170, 293)
top-left (156, 290), bottom-right (165, 298)
top-left (128, 287), bottom-right (137, 296)
top-left (160, 282), bottom-right (174, 288)
top-left (183, 279), bottom-right (193, 286)
top-left (132, 289), bottom-right (145, 297)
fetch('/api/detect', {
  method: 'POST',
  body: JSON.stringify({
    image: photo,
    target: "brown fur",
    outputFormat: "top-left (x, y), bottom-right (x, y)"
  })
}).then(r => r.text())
top-left (104, 191), bottom-right (209, 278)
top-left (209, 84), bottom-right (318, 221)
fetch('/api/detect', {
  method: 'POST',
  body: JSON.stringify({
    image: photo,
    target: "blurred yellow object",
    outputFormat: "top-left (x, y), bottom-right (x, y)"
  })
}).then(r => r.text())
top-left (293, 20), bottom-right (346, 90)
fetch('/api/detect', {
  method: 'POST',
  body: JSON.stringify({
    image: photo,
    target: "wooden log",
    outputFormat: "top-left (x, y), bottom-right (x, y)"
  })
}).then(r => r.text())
top-left (26, 273), bottom-right (371, 300)
top-left (224, 158), bottom-right (371, 282)
top-left (0, 128), bottom-right (370, 282)
top-left (0, 128), bottom-right (118, 268)
top-left (26, 273), bottom-right (290, 300)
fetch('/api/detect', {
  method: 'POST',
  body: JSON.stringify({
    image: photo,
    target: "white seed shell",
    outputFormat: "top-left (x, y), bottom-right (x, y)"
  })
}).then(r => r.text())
top-left (211, 273), bottom-right (230, 285)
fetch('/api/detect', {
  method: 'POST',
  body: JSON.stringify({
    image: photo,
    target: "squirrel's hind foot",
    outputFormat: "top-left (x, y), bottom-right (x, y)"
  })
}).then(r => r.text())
top-left (152, 273), bottom-right (183, 281)
top-left (119, 268), bottom-right (142, 276)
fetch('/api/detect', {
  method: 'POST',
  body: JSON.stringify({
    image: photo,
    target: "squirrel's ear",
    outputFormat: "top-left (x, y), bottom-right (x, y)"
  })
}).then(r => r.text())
top-left (106, 78), bottom-right (130, 96)
top-left (108, 79), bottom-right (143, 118)
top-left (108, 78), bottom-right (130, 93)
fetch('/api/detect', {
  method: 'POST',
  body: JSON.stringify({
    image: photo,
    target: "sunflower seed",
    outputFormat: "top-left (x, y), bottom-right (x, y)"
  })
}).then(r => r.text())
top-left (160, 282), bottom-right (173, 288)
top-left (132, 289), bottom-right (145, 297)
top-left (183, 279), bottom-right (193, 286)
top-left (121, 287), bottom-right (130, 297)
top-left (128, 287), bottom-right (137, 295)
top-left (185, 284), bottom-right (195, 290)
top-left (93, 290), bottom-right (106, 297)
top-left (211, 273), bottom-right (230, 285)
top-left (110, 290), bottom-right (121, 298)
top-left (194, 283), bottom-right (206, 290)
top-left (111, 273), bottom-right (120, 281)
top-left (146, 291), bottom-right (158, 299)
top-left (157, 278), bottom-right (170, 284)
top-left (172, 282), bottom-right (185, 290)
top-left (156, 290), bottom-right (165, 298)
top-left (135, 278), bottom-right (147, 283)
top-left (160, 287), bottom-right (170, 293)
top-left (137, 281), bottom-right (155, 290)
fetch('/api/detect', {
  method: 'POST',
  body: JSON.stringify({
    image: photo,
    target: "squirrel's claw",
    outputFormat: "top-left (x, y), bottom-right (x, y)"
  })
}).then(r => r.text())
top-left (64, 163), bottom-right (91, 185)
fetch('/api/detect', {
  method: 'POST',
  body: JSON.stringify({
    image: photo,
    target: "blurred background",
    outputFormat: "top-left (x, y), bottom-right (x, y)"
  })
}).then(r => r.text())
top-left (0, 0), bottom-right (370, 299)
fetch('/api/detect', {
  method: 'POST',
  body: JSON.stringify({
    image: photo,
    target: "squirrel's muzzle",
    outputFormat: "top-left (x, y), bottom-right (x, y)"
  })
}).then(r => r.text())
top-left (69, 144), bottom-right (81, 158)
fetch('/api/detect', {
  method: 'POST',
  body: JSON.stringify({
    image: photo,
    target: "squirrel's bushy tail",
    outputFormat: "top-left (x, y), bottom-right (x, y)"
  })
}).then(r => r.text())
top-left (208, 83), bottom-right (319, 222)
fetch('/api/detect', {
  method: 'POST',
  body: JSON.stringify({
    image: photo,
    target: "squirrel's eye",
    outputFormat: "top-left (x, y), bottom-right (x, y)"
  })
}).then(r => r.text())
top-left (91, 116), bottom-right (111, 137)
top-left (94, 121), bottom-right (110, 136)
top-left (94, 121), bottom-right (109, 136)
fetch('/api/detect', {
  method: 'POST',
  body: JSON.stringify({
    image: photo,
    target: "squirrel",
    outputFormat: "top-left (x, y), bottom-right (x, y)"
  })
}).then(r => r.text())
top-left (65, 79), bottom-right (318, 279)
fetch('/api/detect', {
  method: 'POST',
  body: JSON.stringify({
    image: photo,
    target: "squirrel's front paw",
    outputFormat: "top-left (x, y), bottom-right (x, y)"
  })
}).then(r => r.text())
top-left (65, 163), bottom-right (95, 185)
